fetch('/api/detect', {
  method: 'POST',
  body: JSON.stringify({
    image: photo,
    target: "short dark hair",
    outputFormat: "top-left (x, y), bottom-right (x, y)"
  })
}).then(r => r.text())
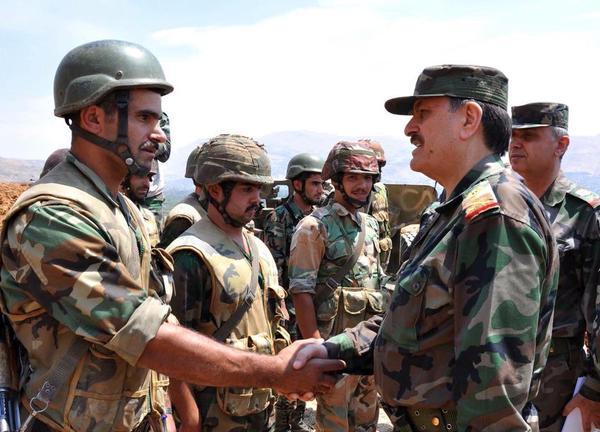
top-left (67, 91), bottom-right (118, 125)
top-left (448, 97), bottom-right (511, 155)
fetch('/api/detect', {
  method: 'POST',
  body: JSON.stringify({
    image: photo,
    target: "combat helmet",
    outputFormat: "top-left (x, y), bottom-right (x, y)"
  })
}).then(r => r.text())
top-left (194, 134), bottom-right (272, 186)
top-left (358, 139), bottom-right (386, 168)
top-left (53, 40), bottom-right (173, 176)
top-left (322, 141), bottom-right (379, 208)
top-left (194, 134), bottom-right (272, 227)
top-left (185, 146), bottom-right (201, 179)
top-left (286, 153), bottom-right (324, 180)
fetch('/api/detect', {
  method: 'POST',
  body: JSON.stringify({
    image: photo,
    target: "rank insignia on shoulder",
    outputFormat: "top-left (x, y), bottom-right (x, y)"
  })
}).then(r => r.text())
top-left (462, 181), bottom-right (499, 222)
top-left (571, 187), bottom-right (600, 209)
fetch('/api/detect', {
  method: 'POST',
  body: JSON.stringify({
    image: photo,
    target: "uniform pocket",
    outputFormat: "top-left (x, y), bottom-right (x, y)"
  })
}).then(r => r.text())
top-left (314, 288), bottom-right (340, 339)
top-left (338, 287), bottom-right (368, 332)
top-left (380, 265), bottom-right (429, 352)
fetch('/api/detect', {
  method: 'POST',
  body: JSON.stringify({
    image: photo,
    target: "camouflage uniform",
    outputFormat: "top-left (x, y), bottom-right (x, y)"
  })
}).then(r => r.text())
top-left (168, 218), bottom-right (285, 432)
top-left (0, 154), bottom-right (172, 431)
top-left (323, 66), bottom-right (559, 431)
top-left (511, 103), bottom-right (600, 431)
top-left (167, 135), bottom-right (287, 432)
top-left (158, 191), bottom-right (207, 248)
top-left (289, 142), bottom-right (384, 432)
top-left (368, 182), bottom-right (392, 270)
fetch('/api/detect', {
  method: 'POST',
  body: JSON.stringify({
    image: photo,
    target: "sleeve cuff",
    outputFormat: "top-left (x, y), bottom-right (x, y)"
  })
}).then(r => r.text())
top-left (288, 284), bottom-right (316, 295)
top-left (579, 375), bottom-right (600, 402)
top-left (325, 333), bottom-right (356, 362)
top-left (105, 297), bottom-right (171, 366)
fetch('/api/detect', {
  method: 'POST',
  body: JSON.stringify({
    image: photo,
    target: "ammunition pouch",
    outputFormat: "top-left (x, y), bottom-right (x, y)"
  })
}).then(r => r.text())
top-left (217, 333), bottom-right (275, 416)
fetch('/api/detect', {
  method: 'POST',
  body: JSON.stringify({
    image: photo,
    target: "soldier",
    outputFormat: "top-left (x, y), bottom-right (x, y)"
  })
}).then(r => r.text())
top-left (122, 160), bottom-right (161, 246)
top-left (289, 142), bottom-right (384, 432)
top-left (143, 111), bottom-right (171, 228)
top-left (509, 102), bottom-right (600, 431)
top-left (358, 139), bottom-right (393, 271)
top-left (167, 134), bottom-right (293, 431)
top-left (264, 152), bottom-right (325, 432)
top-left (293, 65), bottom-right (560, 431)
top-left (39, 148), bottom-right (69, 178)
top-left (0, 39), bottom-right (343, 432)
top-left (158, 145), bottom-right (207, 248)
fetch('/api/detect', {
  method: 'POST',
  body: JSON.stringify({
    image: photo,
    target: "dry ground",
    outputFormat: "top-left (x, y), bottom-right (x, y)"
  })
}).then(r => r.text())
top-left (0, 183), bottom-right (29, 231)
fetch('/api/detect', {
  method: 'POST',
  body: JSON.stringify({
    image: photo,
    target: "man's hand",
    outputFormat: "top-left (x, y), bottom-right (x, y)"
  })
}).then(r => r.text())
top-left (271, 338), bottom-right (344, 398)
top-left (563, 394), bottom-right (600, 432)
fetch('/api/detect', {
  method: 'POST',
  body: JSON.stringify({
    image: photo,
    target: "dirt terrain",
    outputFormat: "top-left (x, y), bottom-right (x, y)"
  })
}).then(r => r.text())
top-left (0, 183), bottom-right (29, 231)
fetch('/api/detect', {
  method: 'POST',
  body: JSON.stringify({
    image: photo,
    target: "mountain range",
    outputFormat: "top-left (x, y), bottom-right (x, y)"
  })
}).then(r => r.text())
top-left (2, 131), bottom-right (599, 209)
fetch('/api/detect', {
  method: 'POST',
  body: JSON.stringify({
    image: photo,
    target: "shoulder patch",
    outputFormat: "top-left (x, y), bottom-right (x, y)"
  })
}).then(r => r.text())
top-left (568, 187), bottom-right (600, 209)
top-left (462, 181), bottom-right (500, 222)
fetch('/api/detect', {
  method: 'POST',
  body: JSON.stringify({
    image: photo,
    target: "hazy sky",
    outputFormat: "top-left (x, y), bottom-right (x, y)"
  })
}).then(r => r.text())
top-left (2, 0), bottom-right (600, 160)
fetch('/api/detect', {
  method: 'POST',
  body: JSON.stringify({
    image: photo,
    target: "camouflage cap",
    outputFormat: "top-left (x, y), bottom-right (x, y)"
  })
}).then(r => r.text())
top-left (511, 102), bottom-right (569, 130)
top-left (385, 64), bottom-right (509, 115)
top-left (321, 141), bottom-right (379, 181)
top-left (194, 134), bottom-right (273, 185)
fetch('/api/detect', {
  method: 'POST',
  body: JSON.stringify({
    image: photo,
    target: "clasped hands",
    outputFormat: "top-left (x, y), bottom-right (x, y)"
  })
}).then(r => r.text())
top-left (271, 338), bottom-right (345, 401)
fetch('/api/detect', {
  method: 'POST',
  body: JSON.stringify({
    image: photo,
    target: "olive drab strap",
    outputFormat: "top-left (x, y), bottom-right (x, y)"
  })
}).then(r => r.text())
top-left (20, 339), bottom-right (89, 432)
top-left (212, 236), bottom-right (261, 342)
top-left (314, 214), bottom-right (366, 305)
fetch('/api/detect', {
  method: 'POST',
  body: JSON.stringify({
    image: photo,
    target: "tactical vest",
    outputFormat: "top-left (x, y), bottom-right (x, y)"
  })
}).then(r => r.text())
top-left (139, 205), bottom-right (160, 247)
top-left (311, 207), bottom-right (385, 340)
top-left (167, 218), bottom-right (287, 417)
top-left (0, 160), bottom-right (169, 432)
top-left (163, 192), bottom-right (207, 228)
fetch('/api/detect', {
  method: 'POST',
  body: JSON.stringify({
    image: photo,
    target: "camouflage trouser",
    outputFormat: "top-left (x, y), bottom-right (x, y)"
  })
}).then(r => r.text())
top-left (196, 387), bottom-right (274, 432)
top-left (532, 338), bottom-right (584, 432)
top-left (143, 193), bottom-right (165, 229)
top-left (315, 374), bottom-right (378, 432)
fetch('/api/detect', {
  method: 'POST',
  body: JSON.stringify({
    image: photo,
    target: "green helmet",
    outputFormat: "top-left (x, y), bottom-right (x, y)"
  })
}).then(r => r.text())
top-left (286, 153), bottom-right (324, 180)
top-left (54, 40), bottom-right (173, 117)
top-left (321, 141), bottom-right (379, 182)
top-left (185, 146), bottom-right (201, 179)
top-left (194, 134), bottom-right (272, 185)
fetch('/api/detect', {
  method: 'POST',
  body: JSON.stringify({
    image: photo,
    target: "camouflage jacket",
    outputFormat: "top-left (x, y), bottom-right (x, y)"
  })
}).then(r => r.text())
top-left (138, 203), bottom-right (160, 247)
top-left (158, 192), bottom-right (207, 248)
top-left (263, 198), bottom-right (310, 288)
top-left (365, 182), bottom-right (392, 270)
top-left (540, 172), bottom-right (600, 400)
top-left (288, 202), bottom-right (384, 338)
top-left (0, 154), bottom-right (171, 431)
top-left (326, 154), bottom-right (559, 430)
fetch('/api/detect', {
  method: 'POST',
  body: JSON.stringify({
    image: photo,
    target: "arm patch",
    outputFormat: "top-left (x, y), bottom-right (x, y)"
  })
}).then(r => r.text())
top-left (462, 181), bottom-right (500, 222)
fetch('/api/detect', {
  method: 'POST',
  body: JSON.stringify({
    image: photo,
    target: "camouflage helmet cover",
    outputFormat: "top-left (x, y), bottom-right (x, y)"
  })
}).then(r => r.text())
top-left (184, 146), bottom-right (201, 179)
top-left (321, 141), bottom-right (379, 181)
top-left (54, 39), bottom-right (173, 117)
top-left (286, 153), bottom-right (325, 180)
top-left (358, 139), bottom-right (386, 165)
top-left (194, 134), bottom-right (273, 185)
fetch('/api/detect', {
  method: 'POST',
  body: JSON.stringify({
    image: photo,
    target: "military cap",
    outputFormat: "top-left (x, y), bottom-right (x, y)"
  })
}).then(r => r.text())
top-left (511, 102), bottom-right (569, 130)
top-left (385, 64), bottom-right (509, 115)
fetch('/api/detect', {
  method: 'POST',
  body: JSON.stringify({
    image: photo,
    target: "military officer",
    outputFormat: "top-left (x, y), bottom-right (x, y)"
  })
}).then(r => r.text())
top-left (358, 139), bottom-right (393, 271)
top-left (509, 102), bottom-right (600, 431)
top-left (0, 40), bottom-right (343, 432)
top-left (264, 152), bottom-right (325, 432)
top-left (293, 65), bottom-right (559, 431)
top-left (289, 142), bottom-right (384, 432)
top-left (158, 145), bottom-right (207, 248)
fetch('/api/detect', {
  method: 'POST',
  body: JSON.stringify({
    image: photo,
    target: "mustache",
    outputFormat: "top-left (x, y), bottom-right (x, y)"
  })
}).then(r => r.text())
top-left (139, 141), bottom-right (158, 152)
top-left (245, 204), bottom-right (261, 212)
top-left (410, 135), bottom-right (424, 146)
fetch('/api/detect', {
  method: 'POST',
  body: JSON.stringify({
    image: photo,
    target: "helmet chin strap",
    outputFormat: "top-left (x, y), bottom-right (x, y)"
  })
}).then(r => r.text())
top-left (67, 90), bottom-right (150, 176)
top-left (207, 184), bottom-right (246, 228)
top-left (336, 180), bottom-right (371, 209)
top-left (294, 179), bottom-right (321, 206)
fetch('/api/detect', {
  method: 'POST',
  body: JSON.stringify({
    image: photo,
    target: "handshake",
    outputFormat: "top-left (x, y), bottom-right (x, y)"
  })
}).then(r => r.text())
top-left (269, 338), bottom-right (345, 400)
